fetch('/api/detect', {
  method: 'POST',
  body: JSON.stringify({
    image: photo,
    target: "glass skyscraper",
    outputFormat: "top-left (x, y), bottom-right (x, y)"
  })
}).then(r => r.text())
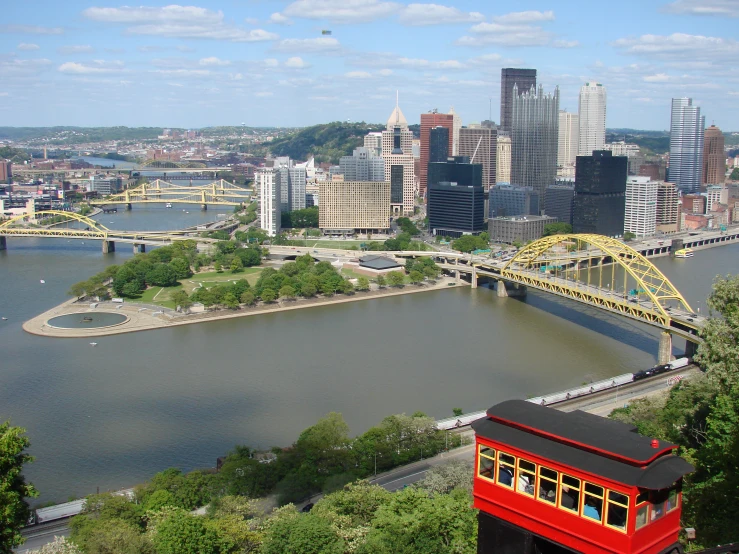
top-left (669, 98), bottom-right (704, 193)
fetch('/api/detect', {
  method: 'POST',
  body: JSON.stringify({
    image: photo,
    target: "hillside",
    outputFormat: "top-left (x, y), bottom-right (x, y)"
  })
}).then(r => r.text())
top-left (265, 121), bottom-right (385, 164)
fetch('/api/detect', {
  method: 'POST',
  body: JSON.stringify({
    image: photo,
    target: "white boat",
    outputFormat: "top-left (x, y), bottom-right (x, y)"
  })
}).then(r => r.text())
top-left (674, 248), bottom-right (694, 258)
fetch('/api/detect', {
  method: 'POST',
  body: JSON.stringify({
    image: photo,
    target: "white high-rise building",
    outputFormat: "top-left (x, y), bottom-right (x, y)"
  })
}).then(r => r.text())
top-left (381, 97), bottom-right (415, 215)
top-left (625, 176), bottom-right (657, 237)
top-left (577, 82), bottom-right (606, 156)
top-left (669, 98), bottom-right (705, 193)
top-left (557, 110), bottom-right (579, 177)
top-left (256, 167), bottom-right (281, 236)
top-left (448, 106), bottom-right (462, 156)
top-left (496, 135), bottom-right (511, 184)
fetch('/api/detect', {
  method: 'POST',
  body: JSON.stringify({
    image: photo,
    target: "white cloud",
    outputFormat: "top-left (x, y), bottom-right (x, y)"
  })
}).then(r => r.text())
top-left (285, 56), bottom-right (309, 68)
top-left (0, 25), bottom-right (64, 35)
top-left (273, 37), bottom-right (341, 53)
top-left (17, 43), bottom-right (40, 51)
top-left (264, 58), bottom-right (279, 67)
top-left (345, 70), bottom-right (372, 78)
top-left (613, 33), bottom-right (739, 62)
top-left (83, 5), bottom-right (223, 24)
top-left (57, 45), bottom-right (95, 55)
top-left (199, 56), bottom-right (231, 66)
top-left (644, 73), bottom-right (670, 82)
top-left (269, 13), bottom-right (292, 25)
top-left (492, 10), bottom-right (555, 24)
top-left (282, 0), bottom-right (401, 24)
top-left (58, 60), bottom-right (124, 74)
top-left (664, 0), bottom-right (739, 17)
top-left (397, 4), bottom-right (484, 26)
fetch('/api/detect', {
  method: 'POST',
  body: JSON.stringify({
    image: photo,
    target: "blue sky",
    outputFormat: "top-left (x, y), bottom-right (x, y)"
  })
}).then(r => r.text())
top-left (1, 0), bottom-right (737, 130)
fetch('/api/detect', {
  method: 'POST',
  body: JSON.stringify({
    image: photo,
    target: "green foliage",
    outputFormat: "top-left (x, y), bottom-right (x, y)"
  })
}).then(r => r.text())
top-left (452, 234), bottom-right (489, 253)
top-left (266, 122), bottom-right (384, 164)
top-left (543, 222), bottom-right (573, 236)
top-left (281, 206), bottom-right (319, 229)
top-left (0, 421), bottom-right (38, 552)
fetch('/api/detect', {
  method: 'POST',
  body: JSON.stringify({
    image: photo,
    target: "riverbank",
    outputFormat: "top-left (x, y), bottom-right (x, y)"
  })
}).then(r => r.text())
top-left (23, 277), bottom-right (466, 338)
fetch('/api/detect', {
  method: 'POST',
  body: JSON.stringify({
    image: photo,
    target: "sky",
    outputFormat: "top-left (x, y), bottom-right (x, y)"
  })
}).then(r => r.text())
top-left (1, 0), bottom-right (738, 130)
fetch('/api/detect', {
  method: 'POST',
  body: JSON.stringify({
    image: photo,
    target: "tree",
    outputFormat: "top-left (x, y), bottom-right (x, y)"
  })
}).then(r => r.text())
top-left (623, 231), bottom-right (636, 241)
top-left (279, 285), bottom-right (296, 300)
top-left (171, 290), bottom-right (192, 312)
top-left (230, 257), bottom-right (244, 273)
top-left (387, 271), bottom-right (405, 287)
top-left (261, 288), bottom-right (277, 303)
top-left (240, 291), bottom-right (256, 306)
top-left (356, 277), bottom-right (370, 291)
top-left (0, 422), bottom-right (38, 553)
top-left (408, 270), bottom-right (424, 285)
top-left (543, 222), bottom-right (573, 236)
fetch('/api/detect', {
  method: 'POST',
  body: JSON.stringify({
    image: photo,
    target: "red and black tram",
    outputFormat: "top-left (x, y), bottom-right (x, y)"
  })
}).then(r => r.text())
top-left (472, 400), bottom-right (694, 554)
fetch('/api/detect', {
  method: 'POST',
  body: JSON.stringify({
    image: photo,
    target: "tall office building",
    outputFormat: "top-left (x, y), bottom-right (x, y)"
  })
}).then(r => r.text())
top-left (572, 150), bottom-right (627, 237)
top-left (656, 182), bottom-right (679, 233)
top-left (510, 84), bottom-right (559, 209)
top-left (545, 184), bottom-right (576, 226)
top-left (459, 125), bottom-right (497, 191)
top-left (427, 156), bottom-right (485, 237)
top-left (557, 111), bottom-right (579, 177)
top-left (669, 98), bottom-right (705, 193)
top-left (703, 124), bottom-right (725, 185)
top-left (319, 179), bottom-right (390, 235)
top-left (496, 135), bottom-right (511, 184)
top-left (419, 110), bottom-right (454, 195)
top-left (429, 127), bottom-right (450, 163)
top-left (500, 68), bottom-right (537, 134)
top-left (449, 107), bottom-right (462, 155)
top-left (364, 132), bottom-right (383, 156)
top-left (339, 147), bottom-right (385, 182)
top-left (577, 82), bottom-right (606, 156)
top-left (489, 184), bottom-right (539, 218)
top-left (624, 176), bottom-right (658, 237)
top-left (381, 99), bottom-right (415, 215)
top-left (256, 167), bottom-right (281, 236)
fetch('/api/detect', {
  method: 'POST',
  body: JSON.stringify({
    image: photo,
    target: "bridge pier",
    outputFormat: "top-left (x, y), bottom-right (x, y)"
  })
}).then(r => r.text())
top-left (102, 240), bottom-right (115, 254)
top-left (0, 236), bottom-right (6, 251)
top-left (658, 332), bottom-right (673, 365)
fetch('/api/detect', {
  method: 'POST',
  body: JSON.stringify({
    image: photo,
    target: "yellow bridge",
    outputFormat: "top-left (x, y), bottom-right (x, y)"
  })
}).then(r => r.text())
top-left (0, 210), bottom-right (217, 253)
top-left (89, 179), bottom-right (252, 209)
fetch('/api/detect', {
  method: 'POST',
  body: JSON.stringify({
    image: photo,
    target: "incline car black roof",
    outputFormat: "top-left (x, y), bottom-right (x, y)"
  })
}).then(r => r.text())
top-left (485, 399), bottom-right (674, 464)
top-left (472, 417), bottom-right (694, 489)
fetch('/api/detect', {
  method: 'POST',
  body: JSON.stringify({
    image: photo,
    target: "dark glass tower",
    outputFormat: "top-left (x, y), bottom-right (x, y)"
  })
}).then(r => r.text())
top-left (572, 150), bottom-right (627, 237)
top-left (500, 68), bottom-right (537, 134)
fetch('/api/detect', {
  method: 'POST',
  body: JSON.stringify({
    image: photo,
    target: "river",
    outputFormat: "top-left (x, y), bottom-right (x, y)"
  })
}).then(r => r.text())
top-left (0, 212), bottom-right (735, 503)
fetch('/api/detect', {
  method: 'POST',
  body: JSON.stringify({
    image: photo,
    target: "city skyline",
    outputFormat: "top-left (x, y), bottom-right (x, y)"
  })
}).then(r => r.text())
top-left (1, 0), bottom-right (738, 129)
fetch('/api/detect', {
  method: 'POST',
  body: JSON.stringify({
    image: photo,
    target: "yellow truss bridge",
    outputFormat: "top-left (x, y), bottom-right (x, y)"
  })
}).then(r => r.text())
top-left (90, 179), bottom-right (252, 208)
top-left (0, 210), bottom-right (216, 253)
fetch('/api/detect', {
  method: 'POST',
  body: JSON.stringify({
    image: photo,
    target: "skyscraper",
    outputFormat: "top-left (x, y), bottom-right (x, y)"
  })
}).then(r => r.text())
top-left (669, 98), bottom-right (705, 193)
top-left (557, 111), bottom-right (579, 177)
top-left (459, 125), bottom-right (497, 191)
top-left (382, 98), bottom-right (415, 215)
top-left (449, 107), bottom-right (462, 155)
top-left (577, 82), bottom-right (606, 156)
top-left (500, 68), bottom-right (536, 134)
top-left (510, 84), bottom-right (559, 209)
top-left (572, 150), bottom-right (626, 237)
top-left (339, 147), bottom-right (385, 182)
top-left (703, 124), bottom-right (725, 185)
top-left (429, 127), bottom-right (449, 164)
top-left (419, 110), bottom-right (454, 195)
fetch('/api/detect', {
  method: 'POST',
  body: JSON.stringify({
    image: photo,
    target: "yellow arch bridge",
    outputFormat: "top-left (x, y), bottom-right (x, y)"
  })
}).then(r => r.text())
top-left (397, 234), bottom-right (702, 362)
top-left (89, 179), bottom-right (252, 210)
top-left (0, 210), bottom-right (217, 253)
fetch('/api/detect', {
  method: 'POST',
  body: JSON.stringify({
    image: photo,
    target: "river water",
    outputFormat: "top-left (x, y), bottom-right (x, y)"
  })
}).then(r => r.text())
top-left (0, 212), bottom-right (736, 503)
